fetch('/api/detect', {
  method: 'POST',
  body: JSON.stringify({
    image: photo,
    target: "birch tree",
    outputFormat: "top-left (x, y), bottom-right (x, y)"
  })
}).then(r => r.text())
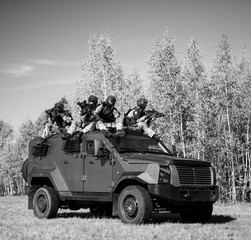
top-left (72, 32), bottom-right (126, 117)
top-left (210, 34), bottom-right (237, 202)
top-left (233, 49), bottom-right (251, 201)
top-left (121, 68), bottom-right (145, 113)
top-left (148, 30), bottom-right (184, 154)
top-left (0, 120), bottom-right (14, 195)
top-left (182, 37), bottom-right (207, 159)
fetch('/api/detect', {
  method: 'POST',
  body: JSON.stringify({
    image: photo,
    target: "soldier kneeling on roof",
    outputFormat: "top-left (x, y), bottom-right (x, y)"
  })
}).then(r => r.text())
top-left (124, 97), bottom-right (163, 140)
top-left (39, 101), bottom-right (73, 144)
top-left (62, 95), bottom-right (99, 140)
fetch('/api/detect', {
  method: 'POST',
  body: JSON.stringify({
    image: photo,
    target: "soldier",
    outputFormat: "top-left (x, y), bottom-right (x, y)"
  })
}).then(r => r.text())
top-left (39, 101), bottom-right (73, 143)
top-left (62, 95), bottom-right (99, 140)
top-left (79, 95), bottom-right (99, 134)
top-left (94, 95), bottom-right (125, 138)
top-left (124, 97), bottom-right (161, 140)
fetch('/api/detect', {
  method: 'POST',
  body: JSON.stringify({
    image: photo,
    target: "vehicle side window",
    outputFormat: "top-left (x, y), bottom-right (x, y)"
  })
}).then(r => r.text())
top-left (86, 140), bottom-right (95, 156)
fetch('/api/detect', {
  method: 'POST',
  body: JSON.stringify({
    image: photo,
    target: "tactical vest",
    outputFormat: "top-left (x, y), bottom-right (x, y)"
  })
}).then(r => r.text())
top-left (47, 109), bottom-right (64, 128)
top-left (62, 110), bottom-right (73, 127)
top-left (98, 103), bottom-right (116, 123)
top-left (81, 104), bottom-right (97, 125)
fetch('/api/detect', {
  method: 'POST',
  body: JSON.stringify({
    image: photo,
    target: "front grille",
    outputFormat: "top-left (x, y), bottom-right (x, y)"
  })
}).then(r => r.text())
top-left (175, 165), bottom-right (212, 185)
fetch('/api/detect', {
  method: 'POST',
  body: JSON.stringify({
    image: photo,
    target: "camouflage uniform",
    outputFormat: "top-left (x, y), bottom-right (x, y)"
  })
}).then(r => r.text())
top-left (125, 98), bottom-right (159, 139)
top-left (63, 95), bottom-right (99, 139)
top-left (94, 95), bottom-right (124, 137)
top-left (41, 102), bottom-right (72, 140)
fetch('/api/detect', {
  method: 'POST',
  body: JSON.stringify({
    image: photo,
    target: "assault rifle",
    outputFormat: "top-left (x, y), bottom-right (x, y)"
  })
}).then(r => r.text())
top-left (145, 109), bottom-right (165, 125)
top-left (77, 100), bottom-right (89, 116)
top-left (45, 108), bottom-right (62, 126)
top-left (45, 108), bottom-right (53, 116)
top-left (77, 100), bottom-right (87, 109)
top-left (45, 108), bottom-right (57, 119)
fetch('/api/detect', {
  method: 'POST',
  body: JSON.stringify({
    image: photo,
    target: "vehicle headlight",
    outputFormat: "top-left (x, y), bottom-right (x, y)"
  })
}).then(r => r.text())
top-left (158, 165), bottom-right (171, 184)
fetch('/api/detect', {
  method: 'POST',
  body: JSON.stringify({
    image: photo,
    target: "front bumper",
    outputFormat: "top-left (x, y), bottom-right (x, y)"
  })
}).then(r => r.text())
top-left (148, 184), bottom-right (219, 203)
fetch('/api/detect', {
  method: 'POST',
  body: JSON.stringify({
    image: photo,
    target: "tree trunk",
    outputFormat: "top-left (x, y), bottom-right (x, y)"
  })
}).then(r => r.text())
top-left (180, 113), bottom-right (186, 157)
top-left (103, 65), bottom-right (107, 99)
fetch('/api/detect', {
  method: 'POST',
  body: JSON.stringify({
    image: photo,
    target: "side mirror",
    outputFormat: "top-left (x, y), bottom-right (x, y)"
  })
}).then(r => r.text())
top-left (95, 147), bottom-right (110, 159)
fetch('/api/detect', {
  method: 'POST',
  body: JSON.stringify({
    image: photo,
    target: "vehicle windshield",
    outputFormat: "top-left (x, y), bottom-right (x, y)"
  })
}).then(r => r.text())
top-left (109, 135), bottom-right (173, 155)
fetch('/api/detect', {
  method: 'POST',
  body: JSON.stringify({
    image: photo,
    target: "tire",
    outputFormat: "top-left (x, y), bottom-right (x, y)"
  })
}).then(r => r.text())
top-left (118, 185), bottom-right (153, 224)
top-left (179, 204), bottom-right (213, 223)
top-left (33, 187), bottom-right (59, 219)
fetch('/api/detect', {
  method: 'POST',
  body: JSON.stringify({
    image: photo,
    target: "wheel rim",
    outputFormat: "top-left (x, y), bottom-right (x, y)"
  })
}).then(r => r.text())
top-left (37, 195), bottom-right (47, 213)
top-left (123, 195), bottom-right (138, 219)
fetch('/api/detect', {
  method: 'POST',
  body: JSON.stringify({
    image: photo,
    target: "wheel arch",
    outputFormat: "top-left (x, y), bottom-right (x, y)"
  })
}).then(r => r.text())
top-left (30, 176), bottom-right (55, 188)
top-left (28, 176), bottom-right (57, 209)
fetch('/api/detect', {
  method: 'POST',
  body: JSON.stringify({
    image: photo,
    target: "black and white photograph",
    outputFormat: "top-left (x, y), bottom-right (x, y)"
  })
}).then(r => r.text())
top-left (0, 0), bottom-right (251, 239)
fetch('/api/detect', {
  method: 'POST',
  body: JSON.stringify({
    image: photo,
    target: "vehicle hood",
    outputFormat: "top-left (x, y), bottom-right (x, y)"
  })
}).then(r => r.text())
top-left (121, 153), bottom-right (211, 166)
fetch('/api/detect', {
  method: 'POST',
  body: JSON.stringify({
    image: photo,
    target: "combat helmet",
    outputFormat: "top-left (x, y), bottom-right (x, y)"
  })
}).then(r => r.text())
top-left (137, 98), bottom-right (148, 109)
top-left (54, 102), bottom-right (64, 113)
top-left (106, 95), bottom-right (116, 106)
top-left (88, 95), bottom-right (98, 105)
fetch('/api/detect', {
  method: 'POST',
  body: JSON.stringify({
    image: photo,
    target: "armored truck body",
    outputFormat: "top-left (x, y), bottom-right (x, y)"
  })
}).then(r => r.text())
top-left (22, 130), bottom-right (219, 224)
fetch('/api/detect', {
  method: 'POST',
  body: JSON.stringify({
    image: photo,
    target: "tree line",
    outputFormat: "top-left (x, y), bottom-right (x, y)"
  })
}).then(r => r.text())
top-left (1, 31), bottom-right (251, 203)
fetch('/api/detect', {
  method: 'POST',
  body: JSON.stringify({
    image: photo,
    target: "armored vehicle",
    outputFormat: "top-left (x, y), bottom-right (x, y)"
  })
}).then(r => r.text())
top-left (22, 130), bottom-right (219, 224)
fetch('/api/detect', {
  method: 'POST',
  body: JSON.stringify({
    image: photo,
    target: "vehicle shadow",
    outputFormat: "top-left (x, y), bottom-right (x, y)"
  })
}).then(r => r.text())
top-left (208, 214), bottom-right (236, 224)
top-left (57, 211), bottom-right (91, 219)
top-left (57, 211), bottom-right (236, 224)
top-left (150, 213), bottom-right (236, 224)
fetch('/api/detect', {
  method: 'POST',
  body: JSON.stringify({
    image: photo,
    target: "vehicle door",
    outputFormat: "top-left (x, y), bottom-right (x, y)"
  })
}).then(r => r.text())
top-left (57, 136), bottom-right (84, 192)
top-left (84, 138), bottom-right (113, 192)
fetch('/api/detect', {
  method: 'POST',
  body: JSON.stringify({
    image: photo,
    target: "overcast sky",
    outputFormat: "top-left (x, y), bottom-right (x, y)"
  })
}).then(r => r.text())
top-left (0, 0), bottom-right (251, 130)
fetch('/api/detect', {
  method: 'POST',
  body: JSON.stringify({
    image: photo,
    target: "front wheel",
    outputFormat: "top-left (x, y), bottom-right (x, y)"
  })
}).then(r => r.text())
top-left (118, 185), bottom-right (153, 224)
top-left (33, 186), bottom-right (59, 219)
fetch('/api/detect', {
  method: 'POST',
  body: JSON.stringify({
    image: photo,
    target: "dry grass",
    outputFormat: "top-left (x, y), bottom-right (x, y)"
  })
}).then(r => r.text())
top-left (0, 196), bottom-right (251, 240)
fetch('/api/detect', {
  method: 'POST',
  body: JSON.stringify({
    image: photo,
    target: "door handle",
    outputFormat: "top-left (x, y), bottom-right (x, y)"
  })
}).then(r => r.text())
top-left (89, 161), bottom-right (95, 164)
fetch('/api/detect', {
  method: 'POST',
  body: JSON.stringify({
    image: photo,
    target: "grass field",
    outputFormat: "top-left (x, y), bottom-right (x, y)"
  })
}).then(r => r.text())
top-left (0, 196), bottom-right (251, 240)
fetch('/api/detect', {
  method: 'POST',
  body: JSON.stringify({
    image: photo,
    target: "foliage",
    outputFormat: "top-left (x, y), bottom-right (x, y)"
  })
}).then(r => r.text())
top-left (181, 37), bottom-right (207, 159)
top-left (72, 32), bottom-right (126, 115)
top-left (148, 30), bottom-right (184, 150)
top-left (0, 120), bottom-right (15, 195)
top-left (0, 118), bottom-right (42, 196)
top-left (0, 119), bottom-right (14, 149)
top-left (68, 32), bottom-right (146, 120)
top-left (121, 68), bottom-right (145, 113)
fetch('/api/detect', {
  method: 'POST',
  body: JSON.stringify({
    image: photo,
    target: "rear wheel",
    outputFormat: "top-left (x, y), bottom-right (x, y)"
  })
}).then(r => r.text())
top-left (179, 204), bottom-right (213, 223)
top-left (118, 185), bottom-right (153, 224)
top-left (33, 186), bottom-right (59, 219)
